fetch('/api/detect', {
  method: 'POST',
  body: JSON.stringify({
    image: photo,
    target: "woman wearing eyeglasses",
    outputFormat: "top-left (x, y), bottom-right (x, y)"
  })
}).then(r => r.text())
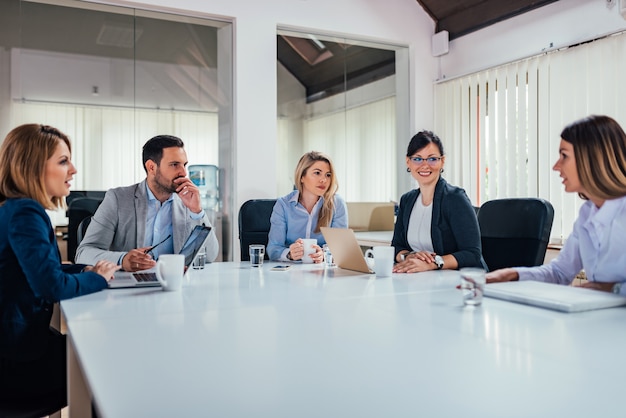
top-left (487, 115), bottom-right (626, 295)
top-left (392, 130), bottom-right (486, 273)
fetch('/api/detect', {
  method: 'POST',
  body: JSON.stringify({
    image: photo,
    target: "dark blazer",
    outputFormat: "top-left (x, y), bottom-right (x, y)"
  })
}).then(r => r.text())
top-left (0, 198), bottom-right (107, 361)
top-left (392, 177), bottom-right (486, 269)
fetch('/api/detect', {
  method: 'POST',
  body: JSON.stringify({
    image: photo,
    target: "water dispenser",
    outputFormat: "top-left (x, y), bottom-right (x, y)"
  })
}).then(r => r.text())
top-left (188, 164), bottom-right (219, 212)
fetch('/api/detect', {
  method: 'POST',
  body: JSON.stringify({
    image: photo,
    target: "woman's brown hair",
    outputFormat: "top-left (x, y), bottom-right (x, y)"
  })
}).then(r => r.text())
top-left (560, 115), bottom-right (626, 201)
top-left (0, 124), bottom-right (71, 210)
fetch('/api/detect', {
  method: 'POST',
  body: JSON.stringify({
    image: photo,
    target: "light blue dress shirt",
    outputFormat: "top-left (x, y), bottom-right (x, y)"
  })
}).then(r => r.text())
top-left (267, 190), bottom-right (348, 261)
top-left (517, 195), bottom-right (626, 295)
top-left (143, 183), bottom-right (205, 260)
top-left (144, 185), bottom-right (174, 259)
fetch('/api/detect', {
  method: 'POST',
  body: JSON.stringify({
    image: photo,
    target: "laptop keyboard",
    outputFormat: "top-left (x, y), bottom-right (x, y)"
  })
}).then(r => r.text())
top-left (133, 272), bottom-right (158, 282)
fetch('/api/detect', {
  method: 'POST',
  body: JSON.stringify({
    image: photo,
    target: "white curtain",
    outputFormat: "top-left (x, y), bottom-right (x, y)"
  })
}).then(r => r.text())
top-left (434, 31), bottom-right (626, 243)
top-left (11, 102), bottom-right (219, 191)
top-left (303, 97), bottom-right (397, 202)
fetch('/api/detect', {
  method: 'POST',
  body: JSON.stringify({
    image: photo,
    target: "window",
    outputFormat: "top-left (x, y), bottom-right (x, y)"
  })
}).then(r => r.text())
top-left (276, 29), bottom-right (410, 203)
top-left (0, 0), bottom-right (233, 260)
top-left (434, 31), bottom-right (626, 243)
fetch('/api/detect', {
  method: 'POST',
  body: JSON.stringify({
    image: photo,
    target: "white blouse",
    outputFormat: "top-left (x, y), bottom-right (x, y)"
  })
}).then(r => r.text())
top-left (517, 195), bottom-right (626, 295)
top-left (407, 195), bottom-right (434, 253)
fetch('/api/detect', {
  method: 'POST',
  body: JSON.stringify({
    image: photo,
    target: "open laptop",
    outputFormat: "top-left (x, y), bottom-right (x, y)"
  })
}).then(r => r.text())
top-left (484, 280), bottom-right (626, 313)
top-left (321, 227), bottom-right (374, 274)
top-left (108, 225), bottom-right (212, 289)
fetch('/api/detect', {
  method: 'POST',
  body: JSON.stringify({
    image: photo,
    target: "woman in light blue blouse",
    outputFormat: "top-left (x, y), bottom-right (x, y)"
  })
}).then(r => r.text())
top-left (487, 115), bottom-right (626, 295)
top-left (268, 151), bottom-right (348, 262)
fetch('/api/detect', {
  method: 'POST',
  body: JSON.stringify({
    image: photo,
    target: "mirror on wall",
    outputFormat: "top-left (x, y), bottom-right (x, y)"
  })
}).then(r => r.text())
top-left (0, 0), bottom-right (234, 261)
top-left (276, 29), bottom-right (410, 204)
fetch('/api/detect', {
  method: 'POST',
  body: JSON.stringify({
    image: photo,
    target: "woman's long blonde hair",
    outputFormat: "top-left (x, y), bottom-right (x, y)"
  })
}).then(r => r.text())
top-left (0, 124), bottom-right (71, 210)
top-left (294, 151), bottom-right (338, 232)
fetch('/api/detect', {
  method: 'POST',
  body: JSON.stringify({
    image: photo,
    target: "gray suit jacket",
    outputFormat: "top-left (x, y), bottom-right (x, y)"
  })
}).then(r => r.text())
top-left (75, 180), bottom-right (219, 265)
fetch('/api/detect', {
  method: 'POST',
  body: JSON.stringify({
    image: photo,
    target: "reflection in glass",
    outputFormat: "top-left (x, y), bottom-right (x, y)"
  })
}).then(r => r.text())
top-left (277, 30), bottom-right (409, 202)
top-left (0, 0), bottom-right (233, 260)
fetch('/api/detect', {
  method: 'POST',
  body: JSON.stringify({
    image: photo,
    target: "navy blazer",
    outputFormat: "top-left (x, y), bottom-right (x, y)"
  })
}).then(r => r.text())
top-left (0, 198), bottom-right (107, 361)
top-left (392, 177), bottom-right (486, 269)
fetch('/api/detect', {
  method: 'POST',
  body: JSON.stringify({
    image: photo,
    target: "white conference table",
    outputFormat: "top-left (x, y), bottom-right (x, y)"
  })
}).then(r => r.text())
top-left (62, 262), bottom-right (626, 418)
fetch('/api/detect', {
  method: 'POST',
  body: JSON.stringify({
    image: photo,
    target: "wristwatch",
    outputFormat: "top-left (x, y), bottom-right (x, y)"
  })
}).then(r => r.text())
top-left (612, 282), bottom-right (622, 295)
top-left (434, 255), bottom-right (444, 270)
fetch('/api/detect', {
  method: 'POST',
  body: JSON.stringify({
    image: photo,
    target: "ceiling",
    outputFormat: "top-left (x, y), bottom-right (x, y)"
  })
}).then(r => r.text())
top-left (0, 0), bottom-right (560, 107)
top-left (415, 0), bottom-right (559, 40)
top-left (277, 35), bottom-right (395, 103)
top-left (278, 0), bottom-right (559, 102)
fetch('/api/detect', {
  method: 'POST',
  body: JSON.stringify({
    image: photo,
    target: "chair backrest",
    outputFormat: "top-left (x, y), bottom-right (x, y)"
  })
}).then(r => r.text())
top-left (478, 198), bottom-right (554, 272)
top-left (238, 199), bottom-right (276, 261)
top-left (77, 216), bottom-right (92, 246)
top-left (0, 393), bottom-right (64, 418)
top-left (67, 197), bottom-right (103, 262)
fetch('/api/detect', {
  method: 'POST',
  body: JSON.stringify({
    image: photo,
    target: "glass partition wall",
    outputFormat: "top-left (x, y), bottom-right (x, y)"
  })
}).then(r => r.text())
top-left (0, 0), bottom-right (234, 261)
top-left (277, 29), bottom-right (410, 204)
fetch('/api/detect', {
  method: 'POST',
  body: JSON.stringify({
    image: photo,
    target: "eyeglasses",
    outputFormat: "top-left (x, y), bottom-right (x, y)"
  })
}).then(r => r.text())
top-left (145, 234), bottom-right (172, 258)
top-left (410, 156), bottom-right (443, 165)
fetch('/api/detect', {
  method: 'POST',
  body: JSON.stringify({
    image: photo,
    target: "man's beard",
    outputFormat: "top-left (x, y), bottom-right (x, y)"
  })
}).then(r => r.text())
top-left (153, 170), bottom-right (179, 195)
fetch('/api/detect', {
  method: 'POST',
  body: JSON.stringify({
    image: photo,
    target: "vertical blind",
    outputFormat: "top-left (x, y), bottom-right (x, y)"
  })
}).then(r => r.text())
top-left (434, 31), bottom-right (626, 243)
top-left (277, 96), bottom-right (397, 202)
top-left (11, 102), bottom-right (219, 188)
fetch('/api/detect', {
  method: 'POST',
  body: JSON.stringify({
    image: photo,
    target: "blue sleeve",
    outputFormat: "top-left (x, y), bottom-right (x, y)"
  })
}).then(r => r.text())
top-left (267, 199), bottom-right (289, 261)
top-left (330, 195), bottom-right (348, 228)
top-left (10, 202), bottom-right (107, 302)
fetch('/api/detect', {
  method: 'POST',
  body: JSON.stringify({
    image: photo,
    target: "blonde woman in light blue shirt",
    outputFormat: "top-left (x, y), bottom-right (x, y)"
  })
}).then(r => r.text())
top-left (487, 115), bottom-right (626, 295)
top-left (268, 151), bottom-right (347, 262)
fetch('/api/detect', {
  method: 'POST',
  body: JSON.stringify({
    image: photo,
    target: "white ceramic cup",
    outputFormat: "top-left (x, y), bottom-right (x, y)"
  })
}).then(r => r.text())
top-left (155, 254), bottom-right (185, 291)
top-left (460, 267), bottom-right (486, 306)
top-left (301, 239), bottom-right (317, 264)
top-left (364, 246), bottom-right (395, 278)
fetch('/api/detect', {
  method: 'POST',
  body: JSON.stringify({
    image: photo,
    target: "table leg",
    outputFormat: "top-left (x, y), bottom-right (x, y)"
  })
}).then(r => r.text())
top-left (67, 335), bottom-right (92, 418)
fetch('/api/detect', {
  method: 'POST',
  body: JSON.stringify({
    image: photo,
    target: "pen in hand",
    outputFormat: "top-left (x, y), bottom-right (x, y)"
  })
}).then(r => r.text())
top-left (144, 234), bottom-right (172, 256)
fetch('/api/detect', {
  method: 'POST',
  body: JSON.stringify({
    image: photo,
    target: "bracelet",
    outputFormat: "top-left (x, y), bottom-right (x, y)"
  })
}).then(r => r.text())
top-left (286, 251), bottom-right (292, 260)
top-left (400, 251), bottom-right (414, 262)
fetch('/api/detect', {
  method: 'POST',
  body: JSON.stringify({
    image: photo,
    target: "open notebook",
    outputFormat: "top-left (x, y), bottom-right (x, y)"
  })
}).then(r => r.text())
top-left (484, 280), bottom-right (626, 313)
top-left (108, 225), bottom-right (212, 289)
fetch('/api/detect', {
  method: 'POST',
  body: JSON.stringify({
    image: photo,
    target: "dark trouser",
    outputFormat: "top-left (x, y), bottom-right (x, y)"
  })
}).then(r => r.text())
top-left (0, 327), bottom-right (67, 405)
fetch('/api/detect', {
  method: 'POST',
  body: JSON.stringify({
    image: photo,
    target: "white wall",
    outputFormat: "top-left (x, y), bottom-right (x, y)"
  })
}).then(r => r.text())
top-left (89, 0), bottom-right (435, 254)
top-left (438, 0), bottom-right (626, 80)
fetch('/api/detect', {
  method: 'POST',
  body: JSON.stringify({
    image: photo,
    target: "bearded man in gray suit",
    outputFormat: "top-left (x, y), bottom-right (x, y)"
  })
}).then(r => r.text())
top-left (75, 135), bottom-right (219, 271)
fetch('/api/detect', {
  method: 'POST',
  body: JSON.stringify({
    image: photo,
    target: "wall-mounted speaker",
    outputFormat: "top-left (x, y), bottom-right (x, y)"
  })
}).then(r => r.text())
top-left (432, 30), bottom-right (449, 57)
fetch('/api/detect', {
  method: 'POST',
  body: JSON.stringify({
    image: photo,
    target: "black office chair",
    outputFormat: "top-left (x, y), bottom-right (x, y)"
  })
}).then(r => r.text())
top-left (77, 216), bottom-right (92, 246)
top-left (238, 199), bottom-right (276, 261)
top-left (478, 198), bottom-right (554, 271)
top-left (67, 197), bottom-right (103, 262)
top-left (0, 395), bottom-right (64, 418)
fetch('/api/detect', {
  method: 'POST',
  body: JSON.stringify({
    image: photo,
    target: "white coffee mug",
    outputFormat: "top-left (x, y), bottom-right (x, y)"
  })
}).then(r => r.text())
top-left (301, 239), bottom-right (317, 264)
top-left (155, 254), bottom-right (185, 291)
top-left (364, 246), bottom-right (395, 278)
